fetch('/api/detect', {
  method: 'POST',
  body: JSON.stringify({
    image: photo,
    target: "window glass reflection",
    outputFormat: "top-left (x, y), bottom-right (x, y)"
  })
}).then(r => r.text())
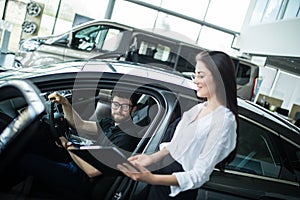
top-left (227, 118), bottom-right (282, 179)
top-left (283, 0), bottom-right (300, 19)
top-left (153, 12), bottom-right (201, 43)
top-left (111, 0), bottom-right (157, 29)
top-left (249, 0), bottom-right (268, 25)
top-left (205, 0), bottom-right (251, 31)
top-left (160, 0), bottom-right (209, 20)
top-left (197, 26), bottom-right (235, 54)
top-left (262, 0), bottom-right (283, 23)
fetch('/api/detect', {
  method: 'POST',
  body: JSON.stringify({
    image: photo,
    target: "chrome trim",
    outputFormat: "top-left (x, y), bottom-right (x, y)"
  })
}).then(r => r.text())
top-left (224, 169), bottom-right (299, 187)
top-left (239, 114), bottom-right (279, 136)
top-left (239, 114), bottom-right (299, 148)
top-left (280, 134), bottom-right (300, 149)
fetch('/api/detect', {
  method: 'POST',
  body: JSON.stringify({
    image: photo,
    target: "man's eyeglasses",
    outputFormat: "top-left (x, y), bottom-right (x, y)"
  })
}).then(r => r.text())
top-left (111, 101), bottom-right (132, 111)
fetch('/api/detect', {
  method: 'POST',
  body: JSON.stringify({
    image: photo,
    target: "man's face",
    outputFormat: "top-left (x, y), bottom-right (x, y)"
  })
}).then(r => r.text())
top-left (111, 96), bottom-right (133, 124)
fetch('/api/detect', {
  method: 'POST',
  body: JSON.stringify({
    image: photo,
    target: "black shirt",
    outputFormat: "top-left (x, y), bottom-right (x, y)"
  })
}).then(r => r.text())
top-left (96, 118), bottom-right (141, 153)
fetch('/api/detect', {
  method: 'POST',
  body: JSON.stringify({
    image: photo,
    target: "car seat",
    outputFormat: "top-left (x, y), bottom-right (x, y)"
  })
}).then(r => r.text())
top-left (89, 89), bottom-right (112, 121)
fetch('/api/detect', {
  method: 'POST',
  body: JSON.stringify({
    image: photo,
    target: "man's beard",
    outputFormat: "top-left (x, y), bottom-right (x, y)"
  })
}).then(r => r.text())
top-left (112, 113), bottom-right (130, 124)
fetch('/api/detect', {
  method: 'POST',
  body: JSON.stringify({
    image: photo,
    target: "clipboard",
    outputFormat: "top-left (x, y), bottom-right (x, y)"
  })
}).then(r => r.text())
top-left (69, 146), bottom-right (137, 175)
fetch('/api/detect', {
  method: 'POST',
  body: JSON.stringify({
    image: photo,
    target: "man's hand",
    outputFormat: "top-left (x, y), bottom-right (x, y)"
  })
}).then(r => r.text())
top-left (48, 91), bottom-right (68, 105)
top-left (55, 136), bottom-right (73, 149)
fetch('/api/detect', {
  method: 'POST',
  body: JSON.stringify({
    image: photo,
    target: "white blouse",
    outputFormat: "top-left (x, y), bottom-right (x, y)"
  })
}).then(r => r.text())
top-left (159, 102), bottom-right (237, 197)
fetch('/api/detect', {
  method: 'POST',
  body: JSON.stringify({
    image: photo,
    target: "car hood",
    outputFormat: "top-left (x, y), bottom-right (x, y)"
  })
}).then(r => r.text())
top-left (0, 61), bottom-right (83, 81)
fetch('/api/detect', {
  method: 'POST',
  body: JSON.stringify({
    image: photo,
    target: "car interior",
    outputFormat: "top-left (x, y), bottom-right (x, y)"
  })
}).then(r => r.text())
top-left (0, 80), bottom-right (164, 197)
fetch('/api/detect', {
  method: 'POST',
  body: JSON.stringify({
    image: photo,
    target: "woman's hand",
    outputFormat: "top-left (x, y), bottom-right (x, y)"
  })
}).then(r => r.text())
top-left (128, 154), bottom-right (155, 167)
top-left (117, 162), bottom-right (156, 184)
top-left (118, 151), bottom-right (179, 186)
top-left (117, 153), bottom-right (159, 185)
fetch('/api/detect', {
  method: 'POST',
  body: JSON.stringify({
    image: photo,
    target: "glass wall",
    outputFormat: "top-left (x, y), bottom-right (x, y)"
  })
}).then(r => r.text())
top-left (112, 0), bottom-right (250, 54)
top-left (250, 0), bottom-right (300, 25)
top-left (284, 0), bottom-right (300, 19)
top-left (2, 0), bottom-right (252, 54)
top-left (2, 0), bottom-right (108, 52)
top-left (1, 0), bottom-right (27, 52)
top-left (111, 0), bottom-right (158, 29)
top-left (205, 0), bottom-right (250, 32)
top-left (0, 0), bottom-right (6, 19)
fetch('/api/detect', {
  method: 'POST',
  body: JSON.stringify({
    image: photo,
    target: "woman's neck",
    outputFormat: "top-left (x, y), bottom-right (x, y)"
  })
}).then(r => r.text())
top-left (205, 97), bottom-right (223, 111)
top-left (196, 100), bottom-right (221, 120)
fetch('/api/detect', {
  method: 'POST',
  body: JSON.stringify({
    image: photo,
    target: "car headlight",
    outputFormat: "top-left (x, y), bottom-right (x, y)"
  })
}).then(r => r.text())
top-left (19, 39), bottom-right (41, 52)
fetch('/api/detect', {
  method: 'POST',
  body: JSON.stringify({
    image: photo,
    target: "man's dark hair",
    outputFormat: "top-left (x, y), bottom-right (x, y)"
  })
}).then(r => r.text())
top-left (111, 90), bottom-right (140, 106)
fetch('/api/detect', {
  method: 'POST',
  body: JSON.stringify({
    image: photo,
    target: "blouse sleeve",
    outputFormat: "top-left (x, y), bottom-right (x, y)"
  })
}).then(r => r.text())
top-left (169, 115), bottom-right (237, 197)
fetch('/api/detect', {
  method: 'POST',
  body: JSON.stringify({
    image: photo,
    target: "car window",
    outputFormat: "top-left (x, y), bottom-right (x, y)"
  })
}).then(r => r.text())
top-left (227, 117), bottom-right (282, 179)
top-left (138, 41), bottom-right (171, 61)
top-left (101, 28), bottom-right (123, 51)
top-left (71, 25), bottom-right (101, 51)
top-left (128, 35), bottom-right (198, 73)
top-left (135, 40), bottom-right (175, 71)
top-left (174, 44), bottom-right (200, 73)
top-left (52, 33), bottom-right (69, 47)
top-left (175, 55), bottom-right (195, 73)
top-left (235, 62), bottom-right (251, 85)
top-left (280, 136), bottom-right (300, 182)
top-left (95, 27), bottom-right (122, 52)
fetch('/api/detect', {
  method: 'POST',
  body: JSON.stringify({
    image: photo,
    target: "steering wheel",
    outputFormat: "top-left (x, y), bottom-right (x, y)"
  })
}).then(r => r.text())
top-left (46, 100), bottom-right (60, 143)
top-left (0, 80), bottom-right (46, 171)
top-left (44, 100), bottom-right (69, 145)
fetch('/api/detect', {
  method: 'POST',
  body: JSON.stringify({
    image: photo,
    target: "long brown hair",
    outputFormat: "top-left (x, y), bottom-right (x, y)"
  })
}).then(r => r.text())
top-left (196, 51), bottom-right (239, 170)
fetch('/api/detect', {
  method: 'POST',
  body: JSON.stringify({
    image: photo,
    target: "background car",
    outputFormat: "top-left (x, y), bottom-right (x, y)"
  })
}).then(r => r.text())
top-left (16, 20), bottom-right (258, 100)
top-left (0, 59), bottom-right (299, 200)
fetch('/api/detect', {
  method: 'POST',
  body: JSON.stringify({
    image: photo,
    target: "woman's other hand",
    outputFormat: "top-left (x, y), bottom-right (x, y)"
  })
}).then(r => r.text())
top-left (117, 162), bottom-right (155, 184)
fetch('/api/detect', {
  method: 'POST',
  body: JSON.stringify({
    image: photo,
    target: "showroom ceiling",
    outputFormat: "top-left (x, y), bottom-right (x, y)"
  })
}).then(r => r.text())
top-left (265, 56), bottom-right (300, 75)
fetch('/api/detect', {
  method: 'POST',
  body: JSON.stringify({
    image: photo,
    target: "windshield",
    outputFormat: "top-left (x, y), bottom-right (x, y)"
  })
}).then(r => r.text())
top-left (45, 33), bottom-right (69, 47)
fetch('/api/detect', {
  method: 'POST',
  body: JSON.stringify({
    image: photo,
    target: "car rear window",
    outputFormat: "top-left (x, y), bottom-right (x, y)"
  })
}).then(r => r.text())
top-left (233, 60), bottom-right (251, 86)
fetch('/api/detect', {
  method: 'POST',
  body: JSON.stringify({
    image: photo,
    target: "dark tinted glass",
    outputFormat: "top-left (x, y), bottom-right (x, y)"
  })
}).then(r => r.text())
top-left (227, 118), bottom-right (282, 178)
top-left (280, 136), bottom-right (300, 182)
top-left (236, 63), bottom-right (251, 85)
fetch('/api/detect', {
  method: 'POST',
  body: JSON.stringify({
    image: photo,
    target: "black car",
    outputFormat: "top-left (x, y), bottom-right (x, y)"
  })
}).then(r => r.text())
top-left (0, 59), bottom-right (299, 200)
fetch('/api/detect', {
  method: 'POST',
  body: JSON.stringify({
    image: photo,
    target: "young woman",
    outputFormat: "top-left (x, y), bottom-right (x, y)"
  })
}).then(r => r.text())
top-left (118, 51), bottom-right (239, 199)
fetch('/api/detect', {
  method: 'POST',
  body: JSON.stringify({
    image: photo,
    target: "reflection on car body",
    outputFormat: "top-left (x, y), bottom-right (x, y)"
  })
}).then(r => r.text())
top-left (0, 59), bottom-right (299, 200)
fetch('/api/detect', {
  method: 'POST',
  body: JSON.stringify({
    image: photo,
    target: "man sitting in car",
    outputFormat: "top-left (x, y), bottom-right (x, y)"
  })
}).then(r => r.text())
top-left (16, 90), bottom-right (142, 199)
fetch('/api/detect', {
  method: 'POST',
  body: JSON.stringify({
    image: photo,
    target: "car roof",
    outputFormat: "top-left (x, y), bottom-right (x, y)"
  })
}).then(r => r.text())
top-left (0, 59), bottom-right (196, 90)
top-left (238, 98), bottom-right (300, 137)
top-left (1, 59), bottom-right (298, 139)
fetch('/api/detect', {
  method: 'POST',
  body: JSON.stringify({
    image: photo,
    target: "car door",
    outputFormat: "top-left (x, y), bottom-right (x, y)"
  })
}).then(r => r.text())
top-left (197, 114), bottom-right (300, 200)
